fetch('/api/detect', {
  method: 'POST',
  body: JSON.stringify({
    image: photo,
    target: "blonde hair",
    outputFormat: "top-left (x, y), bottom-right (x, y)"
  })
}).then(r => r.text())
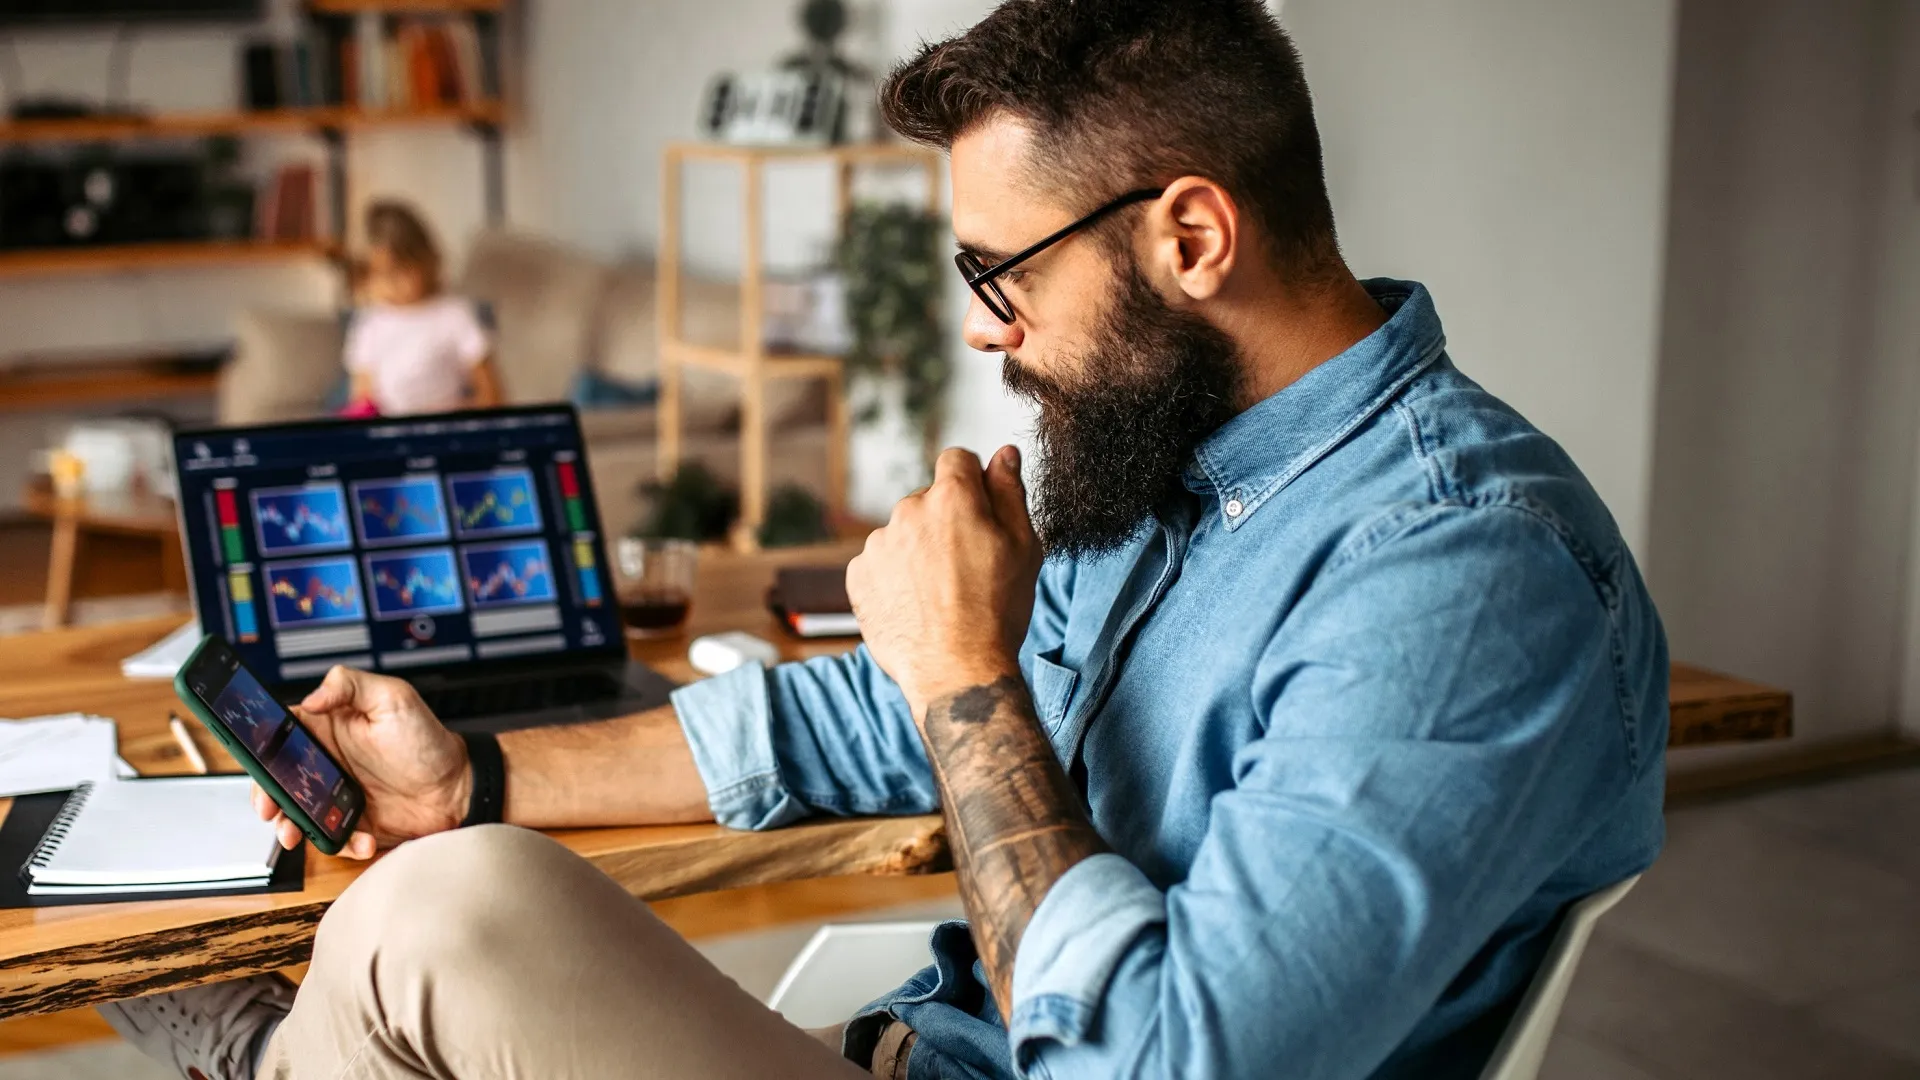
top-left (363, 200), bottom-right (442, 291)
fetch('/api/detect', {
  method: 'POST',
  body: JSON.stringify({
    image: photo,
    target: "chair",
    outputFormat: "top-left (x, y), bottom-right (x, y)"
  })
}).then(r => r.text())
top-left (766, 876), bottom-right (1640, 1079)
top-left (768, 921), bottom-right (944, 1031)
top-left (1477, 874), bottom-right (1639, 1080)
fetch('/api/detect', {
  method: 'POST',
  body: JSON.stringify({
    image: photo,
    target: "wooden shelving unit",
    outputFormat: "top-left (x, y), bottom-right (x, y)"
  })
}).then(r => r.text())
top-left (0, 240), bottom-right (336, 279)
top-left (0, 352), bottom-right (222, 409)
top-left (657, 141), bottom-right (942, 547)
top-left (0, 1), bottom-right (510, 278)
top-left (0, 102), bottom-right (505, 146)
top-left (309, 0), bottom-right (503, 11)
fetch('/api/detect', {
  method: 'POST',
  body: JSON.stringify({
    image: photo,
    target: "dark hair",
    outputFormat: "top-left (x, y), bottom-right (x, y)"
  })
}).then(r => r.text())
top-left (363, 199), bottom-right (442, 287)
top-left (880, 0), bottom-right (1339, 277)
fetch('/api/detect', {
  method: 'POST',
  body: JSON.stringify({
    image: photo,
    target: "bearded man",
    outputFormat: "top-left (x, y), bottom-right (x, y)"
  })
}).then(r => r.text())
top-left (103, 2), bottom-right (1667, 1078)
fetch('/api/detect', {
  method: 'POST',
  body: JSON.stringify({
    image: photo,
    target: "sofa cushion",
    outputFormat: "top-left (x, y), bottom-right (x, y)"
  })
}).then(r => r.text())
top-left (596, 261), bottom-right (828, 432)
top-left (220, 308), bottom-right (346, 423)
top-left (457, 230), bottom-right (609, 405)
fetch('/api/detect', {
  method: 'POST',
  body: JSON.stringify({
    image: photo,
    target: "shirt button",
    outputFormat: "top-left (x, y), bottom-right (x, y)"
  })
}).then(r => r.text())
top-left (1224, 498), bottom-right (1245, 519)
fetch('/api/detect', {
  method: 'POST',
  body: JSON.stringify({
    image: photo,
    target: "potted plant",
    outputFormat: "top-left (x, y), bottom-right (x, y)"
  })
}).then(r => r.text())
top-left (633, 462), bottom-right (738, 543)
top-left (835, 202), bottom-right (948, 467)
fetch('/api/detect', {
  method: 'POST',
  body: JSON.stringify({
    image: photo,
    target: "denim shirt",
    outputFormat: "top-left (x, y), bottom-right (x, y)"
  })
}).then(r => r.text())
top-left (671, 280), bottom-right (1668, 1080)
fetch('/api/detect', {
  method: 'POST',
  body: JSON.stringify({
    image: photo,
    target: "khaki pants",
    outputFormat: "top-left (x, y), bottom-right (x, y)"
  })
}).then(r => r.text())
top-left (258, 825), bottom-right (899, 1079)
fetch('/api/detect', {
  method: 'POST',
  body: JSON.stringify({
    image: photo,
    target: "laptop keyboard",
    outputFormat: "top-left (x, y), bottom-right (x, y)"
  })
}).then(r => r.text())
top-left (423, 671), bottom-right (627, 723)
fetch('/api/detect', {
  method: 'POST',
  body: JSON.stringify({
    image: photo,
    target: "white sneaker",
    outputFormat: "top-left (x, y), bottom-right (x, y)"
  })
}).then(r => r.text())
top-left (97, 973), bottom-right (295, 1080)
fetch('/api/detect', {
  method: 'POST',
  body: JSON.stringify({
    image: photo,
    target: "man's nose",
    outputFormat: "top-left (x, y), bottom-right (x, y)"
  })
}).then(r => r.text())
top-left (962, 293), bottom-right (1023, 353)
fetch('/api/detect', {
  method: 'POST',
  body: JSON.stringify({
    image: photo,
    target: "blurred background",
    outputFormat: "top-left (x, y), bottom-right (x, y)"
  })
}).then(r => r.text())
top-left (0, 1), bottom-right (1916, 1078)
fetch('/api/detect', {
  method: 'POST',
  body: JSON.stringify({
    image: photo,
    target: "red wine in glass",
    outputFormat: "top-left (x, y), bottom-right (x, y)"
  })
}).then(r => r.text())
top-left (620, 589), bottom-right (691, 636)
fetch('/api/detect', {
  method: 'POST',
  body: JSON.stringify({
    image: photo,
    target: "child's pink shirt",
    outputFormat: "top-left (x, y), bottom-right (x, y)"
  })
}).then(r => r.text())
top-left (344, 296), bottom-right (491, 415)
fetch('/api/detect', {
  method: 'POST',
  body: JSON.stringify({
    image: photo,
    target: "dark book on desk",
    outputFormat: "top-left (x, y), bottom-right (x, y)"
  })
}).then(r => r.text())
top-left (769, 566), bottom-right (860, 639)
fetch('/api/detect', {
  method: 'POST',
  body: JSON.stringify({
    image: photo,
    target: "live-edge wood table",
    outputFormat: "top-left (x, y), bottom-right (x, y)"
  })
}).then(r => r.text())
top-left (0, 542), bottom-right (1789, 1018)
top-left (0, 543), bottom-right (947, 1018)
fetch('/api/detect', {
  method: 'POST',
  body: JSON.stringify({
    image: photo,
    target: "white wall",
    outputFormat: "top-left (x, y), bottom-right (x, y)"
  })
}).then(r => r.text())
top-left (878, 0), bottom-right (1030, 468)
top-left (1858, 1), bottom-right (1920, 745)
top-left (1281, 0), bottom-right (1679, 558)
top-left (507, 0), bottom-right (856, 272)
top-left (1881, 3), bottom-right (1920, 743)
top-left (1649, 0), bottom-right (1920, 755)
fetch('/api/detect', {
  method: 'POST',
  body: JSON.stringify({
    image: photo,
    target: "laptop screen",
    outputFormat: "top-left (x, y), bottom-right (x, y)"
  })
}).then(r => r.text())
top-left (173, 406), bottom-right (624, 686)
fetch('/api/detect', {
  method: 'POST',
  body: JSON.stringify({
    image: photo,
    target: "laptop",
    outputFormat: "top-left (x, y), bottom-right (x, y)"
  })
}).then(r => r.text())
top-left (171, 405), bottom-right (675, 733)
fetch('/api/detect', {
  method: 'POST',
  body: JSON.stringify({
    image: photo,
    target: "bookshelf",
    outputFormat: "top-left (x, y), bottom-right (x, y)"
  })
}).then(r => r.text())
top-left (0, 352), bottom-right (222, 410)
top-left (310, 0), bottom-right (504, 11)
top-left (656, 141), bottom-right (943, 548)
top-left (0, 241), bottom-right (338, 280)
top-left (0, 103), bottom-right (505, 146)
top-left (0, 3), bottom-right (510, 276)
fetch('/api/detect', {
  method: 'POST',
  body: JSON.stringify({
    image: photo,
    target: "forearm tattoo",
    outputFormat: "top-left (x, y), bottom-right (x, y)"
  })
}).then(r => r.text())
top-left (920, 674), bottom-right (1108, 1021)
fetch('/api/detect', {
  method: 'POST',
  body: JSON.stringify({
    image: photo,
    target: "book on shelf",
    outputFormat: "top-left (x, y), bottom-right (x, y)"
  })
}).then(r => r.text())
top-left (289, 38), bottom-right (321, 108)
top-left (243, 37), bottom-right (331, 111)
top-left (255, 164), bottom-right (318, 243)
top-left (338, 33), bottom-right (360, 108)
top-left (357, 12), bottom-right (385, 108)
top-left (312, 11), bottom-right (498, 113)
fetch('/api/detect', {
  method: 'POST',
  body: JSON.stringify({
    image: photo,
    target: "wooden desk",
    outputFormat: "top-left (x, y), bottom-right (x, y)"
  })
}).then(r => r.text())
top-left (0, 542), bottom-right (1792, 1017)
top-left (1667, 663), bottom-right (1794, 745)
top-left (0, 543), bottom-right (947, 1018)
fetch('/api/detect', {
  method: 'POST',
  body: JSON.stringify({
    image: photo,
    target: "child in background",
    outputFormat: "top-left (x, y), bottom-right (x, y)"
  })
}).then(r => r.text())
top-left (341, 200), bottom-right (502, 417)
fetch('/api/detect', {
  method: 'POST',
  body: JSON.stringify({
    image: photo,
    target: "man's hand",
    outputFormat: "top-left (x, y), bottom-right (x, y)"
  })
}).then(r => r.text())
top-left (251, 666), bottom-right (469, 859)
top-left (846, 445), bottom-right (1043, 719)
top-left (850, 446), bottom-right (1103, 1022)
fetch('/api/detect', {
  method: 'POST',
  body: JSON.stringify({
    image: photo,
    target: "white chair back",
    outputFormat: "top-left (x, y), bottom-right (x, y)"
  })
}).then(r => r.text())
top-left (766, 874), bottom-right (1640, 1079)
top-left (1477, 875), bottom-right (1640, 1080)
top-left (767, 921), bottom-right (944, 1030)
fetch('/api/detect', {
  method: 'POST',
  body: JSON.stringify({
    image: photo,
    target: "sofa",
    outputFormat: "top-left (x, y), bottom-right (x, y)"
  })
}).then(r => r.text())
top-left (216, 230), bottom-right (834, 537)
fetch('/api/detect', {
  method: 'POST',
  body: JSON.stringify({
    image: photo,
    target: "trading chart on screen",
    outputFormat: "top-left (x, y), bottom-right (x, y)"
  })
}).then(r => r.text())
top-left (367, 548), bottom-right (466, 620)
top-left (448, 468), bottom-right (542, 537)
top-left (462, 540), bottom-right (558, 608)
top-left (265, 557), bottom-right (366, 628)
top-left (354, 477), bottom-right (451, 547)
top-left (251, 484), bottom-right (352, 557)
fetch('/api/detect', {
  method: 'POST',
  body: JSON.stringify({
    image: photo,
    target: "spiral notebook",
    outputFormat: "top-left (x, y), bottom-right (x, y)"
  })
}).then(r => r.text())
top-left (19, 777), bottom-right (282, 895)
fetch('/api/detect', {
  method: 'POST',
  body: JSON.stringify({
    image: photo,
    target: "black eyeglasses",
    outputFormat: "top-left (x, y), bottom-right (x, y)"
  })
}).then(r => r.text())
top-left (954, 187), bottom-right (1164, 324)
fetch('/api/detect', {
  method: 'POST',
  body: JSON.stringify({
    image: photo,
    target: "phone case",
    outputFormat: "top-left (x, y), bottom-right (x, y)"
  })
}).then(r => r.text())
top-left (173, 634), bottom-right (360, 856)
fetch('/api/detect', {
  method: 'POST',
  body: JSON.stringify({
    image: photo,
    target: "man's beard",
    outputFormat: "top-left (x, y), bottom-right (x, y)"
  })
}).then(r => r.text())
top-left (1002, 263), bottom-right (1244, 559)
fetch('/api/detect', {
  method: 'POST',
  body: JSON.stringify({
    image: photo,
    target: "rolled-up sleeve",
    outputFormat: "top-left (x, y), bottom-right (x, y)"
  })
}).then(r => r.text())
top-left (671, 559), bottom-right (1083, 832)
top-left (1007, 504), bottom-right (1660, 1079)
top-left (671, 645), bottom-right (937, 830)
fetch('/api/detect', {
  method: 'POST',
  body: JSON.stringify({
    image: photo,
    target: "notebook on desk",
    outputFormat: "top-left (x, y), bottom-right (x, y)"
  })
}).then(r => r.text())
top-left (13, 776), bottom-right (283, 898)
top-left (0, 790), bottom-right (304, 909)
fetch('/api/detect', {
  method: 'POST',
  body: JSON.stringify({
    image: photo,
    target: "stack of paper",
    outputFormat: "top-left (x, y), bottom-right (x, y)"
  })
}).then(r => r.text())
top-left (121, 621), bottom-right (200, 679)
top-left (0, 714), bottom-right (136, 798)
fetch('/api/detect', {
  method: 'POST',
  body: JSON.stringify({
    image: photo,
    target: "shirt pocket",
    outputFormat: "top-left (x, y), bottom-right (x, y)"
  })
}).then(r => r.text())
top-left (1027, 646), bottom-right (1081, 736)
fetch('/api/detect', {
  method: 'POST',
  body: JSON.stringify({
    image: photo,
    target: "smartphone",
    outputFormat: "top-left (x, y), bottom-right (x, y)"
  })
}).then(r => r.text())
top-left (174, 634), bottom-right (364, 855)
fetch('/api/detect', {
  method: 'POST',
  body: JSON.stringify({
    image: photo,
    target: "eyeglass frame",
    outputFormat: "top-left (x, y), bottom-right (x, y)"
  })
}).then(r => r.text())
top-left (953, 186), bottom-right (1165, 325)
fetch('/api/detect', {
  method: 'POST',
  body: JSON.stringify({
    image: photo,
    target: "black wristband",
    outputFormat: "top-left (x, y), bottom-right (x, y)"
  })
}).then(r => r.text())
top-left (458, 731), bottom-right (505, 828)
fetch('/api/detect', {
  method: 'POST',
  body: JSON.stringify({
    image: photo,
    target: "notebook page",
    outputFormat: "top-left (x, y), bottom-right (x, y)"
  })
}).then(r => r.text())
top-left (28, 776), bottom-right (282, 887)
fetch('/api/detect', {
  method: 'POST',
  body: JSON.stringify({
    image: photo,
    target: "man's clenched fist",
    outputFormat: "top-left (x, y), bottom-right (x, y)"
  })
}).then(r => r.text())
top-left (845, 445), bottom-right (1042, 720)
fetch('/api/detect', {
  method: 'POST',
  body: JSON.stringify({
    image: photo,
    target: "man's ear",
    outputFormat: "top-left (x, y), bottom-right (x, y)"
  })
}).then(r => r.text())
top-left (1145, 177), bottom-right (1239, 302)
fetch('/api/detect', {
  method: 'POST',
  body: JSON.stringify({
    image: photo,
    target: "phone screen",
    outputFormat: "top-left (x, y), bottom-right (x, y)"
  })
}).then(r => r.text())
top-left (190, 646), bottom-right (361, 841)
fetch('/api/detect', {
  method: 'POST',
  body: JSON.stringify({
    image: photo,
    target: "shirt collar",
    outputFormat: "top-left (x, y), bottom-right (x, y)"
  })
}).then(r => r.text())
top-left (1184, 278), bottom-right (1447, 531)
